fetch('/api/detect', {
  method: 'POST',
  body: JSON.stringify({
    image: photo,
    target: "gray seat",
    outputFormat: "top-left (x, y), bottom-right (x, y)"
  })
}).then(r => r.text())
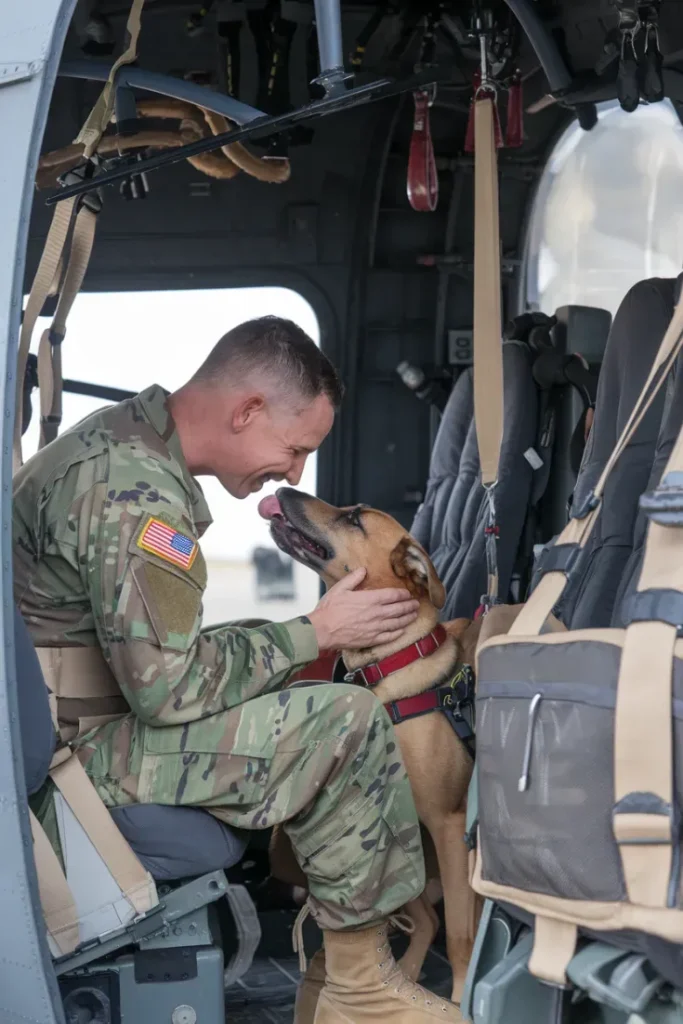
top-left (14, 608), bottom-right (247, 882)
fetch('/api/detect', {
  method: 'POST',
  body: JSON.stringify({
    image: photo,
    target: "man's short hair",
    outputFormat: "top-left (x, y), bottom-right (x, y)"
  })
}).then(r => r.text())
top-left (193, 316), bottom-right (344, 409)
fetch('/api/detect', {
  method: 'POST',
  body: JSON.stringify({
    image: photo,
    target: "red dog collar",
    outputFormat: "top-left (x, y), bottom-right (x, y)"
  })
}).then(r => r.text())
top-left (344, 624), bottom-right (448, 688)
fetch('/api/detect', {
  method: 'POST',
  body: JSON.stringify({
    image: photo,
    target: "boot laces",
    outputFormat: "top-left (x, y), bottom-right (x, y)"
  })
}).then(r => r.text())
top-left (292, 902), bottom-right (312, 973)
top-left (375, 919), bottom-right (452, 1013)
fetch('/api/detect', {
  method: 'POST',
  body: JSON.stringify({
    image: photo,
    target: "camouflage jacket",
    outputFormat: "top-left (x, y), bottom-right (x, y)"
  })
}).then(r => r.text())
top-left (13, 385), bottom-right (318, 726)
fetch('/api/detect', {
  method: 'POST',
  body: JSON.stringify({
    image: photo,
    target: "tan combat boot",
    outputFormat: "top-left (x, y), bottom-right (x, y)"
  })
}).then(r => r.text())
top-left (294, 947), bottom-right (327, 1023)
top-left (313, 919), bottom-right (465, 1022)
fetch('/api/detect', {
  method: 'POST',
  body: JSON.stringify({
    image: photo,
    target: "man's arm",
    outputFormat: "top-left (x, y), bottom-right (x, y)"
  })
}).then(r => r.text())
top-left (80, 476), bottom-right (318, 727)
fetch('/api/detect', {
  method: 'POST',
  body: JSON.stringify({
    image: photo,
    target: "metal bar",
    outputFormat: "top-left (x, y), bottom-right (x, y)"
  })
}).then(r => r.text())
top-left (46, 66), bottom-right (452, 206)
top-left (62, 378), bottom-right (136, 402)
top-left (312, 0), bottom-right (348, 94)
top-left (60, 60), bottom-right (265, 123)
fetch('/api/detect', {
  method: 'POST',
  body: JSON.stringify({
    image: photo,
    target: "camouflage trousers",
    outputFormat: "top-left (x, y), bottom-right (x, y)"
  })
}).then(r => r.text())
top-left (78, 683), bottom-right (426, 930)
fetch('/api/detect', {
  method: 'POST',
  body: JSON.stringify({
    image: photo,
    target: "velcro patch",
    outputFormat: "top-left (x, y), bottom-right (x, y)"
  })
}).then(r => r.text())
top-left (137, 516), bottom-right (198, 571)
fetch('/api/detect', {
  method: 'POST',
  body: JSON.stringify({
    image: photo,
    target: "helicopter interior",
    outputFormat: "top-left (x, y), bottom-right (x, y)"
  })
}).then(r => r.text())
top-left (4, 1), bottom-right (683, 1022)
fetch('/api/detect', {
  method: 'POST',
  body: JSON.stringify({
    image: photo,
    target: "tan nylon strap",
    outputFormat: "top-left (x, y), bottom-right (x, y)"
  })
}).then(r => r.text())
top-left (75, 0), bottom-right (145, 158)
top-left (50, 755), bottom-right (151, 903)
top-left (29, 809), bottom-right (80, 955)
top-left (473, 95), bottom-right (504, 490)
top-left (511, 289), bottom-right (683, 637)
top-left (37, 205), bottom-right (98, 450)
top-left (13, 197), bottom-right (77, 475)
top-left (528, 916), bottom-right (577, 985)
top-left (36, 646), bottom-right (121, 700)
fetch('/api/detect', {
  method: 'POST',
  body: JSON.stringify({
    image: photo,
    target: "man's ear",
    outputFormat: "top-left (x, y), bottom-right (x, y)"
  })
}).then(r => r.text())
top-left (390, 536), bottom-right (445, 609)
top-left (232, 394), bottom-right (265, 432)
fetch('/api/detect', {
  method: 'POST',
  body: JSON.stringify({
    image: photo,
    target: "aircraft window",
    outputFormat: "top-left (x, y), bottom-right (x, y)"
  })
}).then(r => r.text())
top-left (526, 99), bottom-right (683, 315)
top-left (24, 286), bottom-right (320, 624)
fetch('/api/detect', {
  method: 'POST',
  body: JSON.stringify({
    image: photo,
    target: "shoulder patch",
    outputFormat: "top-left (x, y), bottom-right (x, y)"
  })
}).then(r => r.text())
top-left (137, 516), bottom-right (198, 571)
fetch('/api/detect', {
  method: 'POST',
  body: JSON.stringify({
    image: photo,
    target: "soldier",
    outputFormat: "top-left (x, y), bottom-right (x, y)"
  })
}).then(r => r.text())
top-left (14, 316), bottom-right (462, 1022)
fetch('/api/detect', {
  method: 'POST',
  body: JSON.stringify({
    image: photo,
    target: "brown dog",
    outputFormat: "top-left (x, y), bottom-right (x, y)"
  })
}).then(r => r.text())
top-left (259, 487), bottom-right (486, 1001)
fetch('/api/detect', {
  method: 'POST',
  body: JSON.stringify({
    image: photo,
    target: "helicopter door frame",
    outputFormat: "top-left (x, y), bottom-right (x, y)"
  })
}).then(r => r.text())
top-left (0, 2), bottom-right (76, 1022)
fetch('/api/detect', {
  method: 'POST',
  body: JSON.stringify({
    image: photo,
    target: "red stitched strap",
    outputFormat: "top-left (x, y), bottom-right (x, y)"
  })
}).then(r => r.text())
top-left (385, 689), bottom-right (440, 723)
top-left (407, 90), bottom-right (438, 212)
top-left (350, 624), bottom-right (448, 687)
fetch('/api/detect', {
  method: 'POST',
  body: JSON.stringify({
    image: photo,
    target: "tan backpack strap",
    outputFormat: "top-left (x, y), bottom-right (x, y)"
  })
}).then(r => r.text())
top-left (14, 197), bottom-right (77, 474)
top-left (528, 916), bottom-right (577, 985)
top-left (473, 93), bottom-right (504, 605)
top-left (50, 755), bottom-right (152, 912)
top-left (511, 290), bottom-right (683, 636)
top-left (29, 808), bottom-right (80, 955)
top-left (37, 203), bottom-right (98, 450)
top-left (610, 415), bottom-right (683, 906)
top-left (75, 0), bottom-right (146, 158)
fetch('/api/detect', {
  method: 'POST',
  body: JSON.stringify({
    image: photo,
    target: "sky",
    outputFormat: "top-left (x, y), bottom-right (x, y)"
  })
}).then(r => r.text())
top-left (24, 287), bottom-right (320, 561)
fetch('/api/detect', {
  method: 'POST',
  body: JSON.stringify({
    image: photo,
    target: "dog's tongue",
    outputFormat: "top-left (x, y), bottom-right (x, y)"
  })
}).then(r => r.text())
top-left (258, 494), bottom-right (282, 521)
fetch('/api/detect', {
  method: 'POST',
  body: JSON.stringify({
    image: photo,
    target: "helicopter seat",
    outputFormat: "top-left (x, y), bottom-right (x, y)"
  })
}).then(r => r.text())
top-left (16, 607), bottom-right (258, 1021)
top-left (411, 305), bottom-right (611, 620)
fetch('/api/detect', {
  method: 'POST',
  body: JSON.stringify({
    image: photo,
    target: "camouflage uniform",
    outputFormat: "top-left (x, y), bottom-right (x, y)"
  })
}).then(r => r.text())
top-left (13, 385), bottom-right (425, 929)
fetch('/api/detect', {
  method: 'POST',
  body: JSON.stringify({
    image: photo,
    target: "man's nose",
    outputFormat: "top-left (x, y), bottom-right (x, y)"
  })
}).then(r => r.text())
top-left (286, 454), bottom-right (307, 486)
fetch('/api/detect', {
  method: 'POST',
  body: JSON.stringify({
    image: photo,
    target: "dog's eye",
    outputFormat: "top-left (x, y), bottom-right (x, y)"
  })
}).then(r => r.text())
top-left (344, 506), bottom-right (363, 528)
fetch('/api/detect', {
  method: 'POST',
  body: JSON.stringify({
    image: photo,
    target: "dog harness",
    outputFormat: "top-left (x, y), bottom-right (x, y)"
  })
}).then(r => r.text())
top-left (344, 626), bottom-right (476, 760)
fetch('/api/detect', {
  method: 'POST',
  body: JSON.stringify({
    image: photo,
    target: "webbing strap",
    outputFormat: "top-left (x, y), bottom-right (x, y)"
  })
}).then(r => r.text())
top-left (29, 809), bottom-right (80, 955)
top-left (75, 0), bottom-right (146, 158)
top-left (473, 94), bottom-right (503, 489)
top-left (37, 204), bottom-right (98, 450)
top-left (610, 412), bottom-right (683, 906)
top-left (473, 95), bottom-right (504, 607)
top-left (50, 755), bottom-right (153, 913)
top-left (528, 916), bottom-right (577, 985)
top-left (36, 646), bottom-right (121, 700)
top-left (13, 197), bottom-right (77, 475)
top-left (510, 288), bottom-right (683, 636)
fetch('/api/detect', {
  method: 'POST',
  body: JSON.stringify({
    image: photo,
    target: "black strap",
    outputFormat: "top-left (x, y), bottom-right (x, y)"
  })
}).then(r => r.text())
top-left (387, 667), bottom-right (476, 761)
top-left (537, 542), bottom-right (580, 577)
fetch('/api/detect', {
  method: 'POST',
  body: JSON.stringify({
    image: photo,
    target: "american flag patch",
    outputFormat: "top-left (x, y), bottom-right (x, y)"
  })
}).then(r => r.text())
top-left (137, 517), bottom-right (198, 570)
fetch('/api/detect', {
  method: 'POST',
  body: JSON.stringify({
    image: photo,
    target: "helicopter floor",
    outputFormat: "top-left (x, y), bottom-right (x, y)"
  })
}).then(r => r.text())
top-left (223, 909), bottom-right (454, 1023)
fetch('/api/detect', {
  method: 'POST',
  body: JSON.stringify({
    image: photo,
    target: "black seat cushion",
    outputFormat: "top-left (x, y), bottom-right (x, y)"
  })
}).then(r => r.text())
top-left (14, 606), bottom-right (55, 796)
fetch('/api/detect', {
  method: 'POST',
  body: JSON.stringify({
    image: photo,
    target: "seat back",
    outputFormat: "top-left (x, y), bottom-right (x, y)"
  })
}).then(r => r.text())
top-left (412, 307), bottom-right (610, 618)
top-left (542, 277), bottom-right (681, 628)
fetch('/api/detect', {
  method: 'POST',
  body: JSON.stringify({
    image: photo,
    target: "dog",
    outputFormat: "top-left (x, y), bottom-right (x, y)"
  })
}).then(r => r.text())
top-left (259, 487), bottom-right (488, 1001)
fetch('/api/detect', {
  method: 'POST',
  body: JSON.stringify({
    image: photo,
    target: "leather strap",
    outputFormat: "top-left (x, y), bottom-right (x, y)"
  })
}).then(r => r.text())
top-left (407, 89), bottom-right (438, 212)
top-left (345, 625), bottom-right (448, 688)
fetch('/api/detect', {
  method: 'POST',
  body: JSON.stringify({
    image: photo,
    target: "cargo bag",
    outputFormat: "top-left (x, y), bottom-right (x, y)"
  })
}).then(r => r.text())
top-left (472, 290), bottom-right (683, 986)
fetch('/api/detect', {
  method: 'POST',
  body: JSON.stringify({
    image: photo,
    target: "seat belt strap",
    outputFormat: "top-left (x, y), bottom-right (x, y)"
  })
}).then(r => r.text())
top-left (50, 754), bottom-right (154, 915)
top-left (529, 916), bottom-right (577, 985)
top-left (37, 203), bottom-right (98, 450)
top-left (473, 92), bottom-right (504, 606)
top-left (29, 808), bottom-right (80, 955)
top-left (75, 0), bottom-right (146, 158)
top-left (13, 197), bottom-right (78, 474)
top-left (407, 89), bottom-right (438, 212)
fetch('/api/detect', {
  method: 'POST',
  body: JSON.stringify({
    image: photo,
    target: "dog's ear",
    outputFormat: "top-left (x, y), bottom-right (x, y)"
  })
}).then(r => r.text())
top-left (390, 537), bottom-right (446, 609)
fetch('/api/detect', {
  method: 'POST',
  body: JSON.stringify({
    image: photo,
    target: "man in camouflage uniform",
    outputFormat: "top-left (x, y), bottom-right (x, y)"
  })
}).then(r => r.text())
top-left (14, 317), bottom-right (462, 1021)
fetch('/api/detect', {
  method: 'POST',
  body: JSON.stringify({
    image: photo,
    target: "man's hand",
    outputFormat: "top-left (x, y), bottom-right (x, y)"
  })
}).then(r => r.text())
top-left (308, 568), bottom-right (420, 651)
